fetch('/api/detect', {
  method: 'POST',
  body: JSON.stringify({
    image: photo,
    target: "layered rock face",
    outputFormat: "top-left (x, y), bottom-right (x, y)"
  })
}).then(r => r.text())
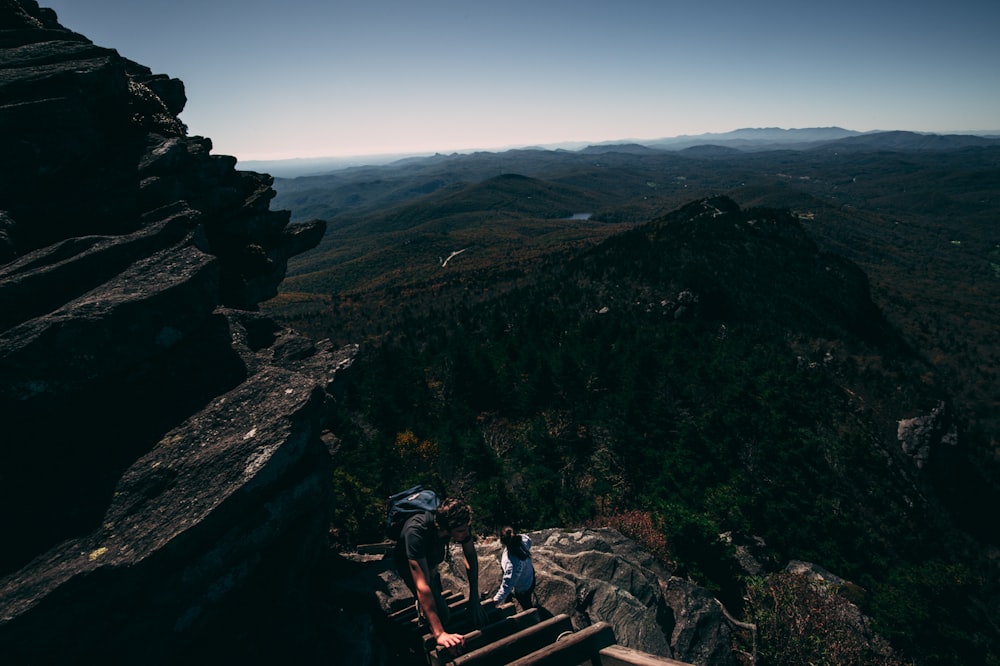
top-left (0, 1), bottom-right (348, 661)
top-left (507, 528), bottom-right (737, 665)
top-left (440, 528), bottom-right (738, 665)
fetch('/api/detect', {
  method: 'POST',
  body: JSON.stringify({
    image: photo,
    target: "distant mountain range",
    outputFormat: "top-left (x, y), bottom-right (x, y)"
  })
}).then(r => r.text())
top-left (242, 127), bottom-right (1000, 177)
top-left (636, 126), bottom-right (864, 151)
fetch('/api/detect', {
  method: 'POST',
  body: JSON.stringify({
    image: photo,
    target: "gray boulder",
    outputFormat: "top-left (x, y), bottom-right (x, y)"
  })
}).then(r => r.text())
top-left (439, 527), bottom-right (737, 665)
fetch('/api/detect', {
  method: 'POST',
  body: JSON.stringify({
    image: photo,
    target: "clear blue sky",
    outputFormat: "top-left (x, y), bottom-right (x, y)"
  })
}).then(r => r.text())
top-left (42, 0), bottom-right (1000, 162)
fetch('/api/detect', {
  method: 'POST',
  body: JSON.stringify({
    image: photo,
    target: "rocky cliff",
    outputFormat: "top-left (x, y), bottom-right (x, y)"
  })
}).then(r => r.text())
top-left (0, 1), bottom-right (351, 661)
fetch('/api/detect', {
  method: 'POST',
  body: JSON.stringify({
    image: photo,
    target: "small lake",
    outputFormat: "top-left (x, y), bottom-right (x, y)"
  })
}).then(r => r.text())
top-left (567, 213), bottom-right (592, 220)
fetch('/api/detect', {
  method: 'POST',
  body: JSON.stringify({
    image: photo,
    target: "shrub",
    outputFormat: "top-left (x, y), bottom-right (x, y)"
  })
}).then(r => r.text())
top-left (585, 508), bottom-right (675, 571)
top-left (746, 572), bottom-right (908, 666)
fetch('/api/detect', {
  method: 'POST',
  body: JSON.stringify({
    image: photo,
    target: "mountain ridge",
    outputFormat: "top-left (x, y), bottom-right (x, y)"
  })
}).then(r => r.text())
top-left (246, 127), bottom-right (1000, 177)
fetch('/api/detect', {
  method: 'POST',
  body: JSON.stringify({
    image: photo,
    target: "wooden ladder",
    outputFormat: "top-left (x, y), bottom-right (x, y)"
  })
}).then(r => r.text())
top-left (384, 591), bottom-right (693, 666)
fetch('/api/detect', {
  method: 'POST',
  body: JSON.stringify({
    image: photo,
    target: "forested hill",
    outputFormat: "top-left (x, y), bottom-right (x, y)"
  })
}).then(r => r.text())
top-left (267, 188), bottom-right (1000, 664)
top-left (270, 141), bottom-right (1000, 491)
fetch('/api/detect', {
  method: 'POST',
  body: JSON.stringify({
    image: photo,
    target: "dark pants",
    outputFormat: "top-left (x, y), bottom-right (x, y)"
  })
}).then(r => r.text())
top-left (500, 578), bottom-right (536, 610)
top-left (513, 588), bottom-right (534, 610)
top-left (394, 550), bottom-right (451, 626)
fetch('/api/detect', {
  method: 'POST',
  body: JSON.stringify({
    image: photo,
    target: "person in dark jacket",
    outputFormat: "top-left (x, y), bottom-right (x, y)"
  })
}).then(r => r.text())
top-left (393, 497), bottom-right (486, 651)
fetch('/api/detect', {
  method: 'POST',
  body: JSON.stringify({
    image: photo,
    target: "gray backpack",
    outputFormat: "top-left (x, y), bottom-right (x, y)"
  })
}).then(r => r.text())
top-left (386, 485), bottom-right (440, 539)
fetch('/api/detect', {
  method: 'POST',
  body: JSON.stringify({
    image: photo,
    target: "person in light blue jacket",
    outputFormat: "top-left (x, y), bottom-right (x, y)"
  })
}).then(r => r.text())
top-left (492, 526), bottom-right (535, 609)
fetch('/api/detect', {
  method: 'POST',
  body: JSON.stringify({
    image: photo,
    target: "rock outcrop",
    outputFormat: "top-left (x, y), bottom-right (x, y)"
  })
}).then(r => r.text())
top-left (0, 1), bottom-right (347, 661)
top-left (897, 401), bottom-right (957, 469)
top-left (437, 528), bottom-right (736, 664)
top-left (522, 528), bottom-right (737, 665)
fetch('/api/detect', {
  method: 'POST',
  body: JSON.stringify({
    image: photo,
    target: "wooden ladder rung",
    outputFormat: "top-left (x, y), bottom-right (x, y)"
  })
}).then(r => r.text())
top-left (504, 621), bottom-right (616, 666)
top-left (428, 607), bottom-right (542, 664)
top-left (445, 613), bottom-right (574, 666)
top-left (597, 644), bottom-right (693, 666)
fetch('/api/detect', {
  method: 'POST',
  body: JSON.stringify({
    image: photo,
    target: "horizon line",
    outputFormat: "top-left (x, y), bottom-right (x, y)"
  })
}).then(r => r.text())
top-left (232, 126), bottom-right (1000, 166)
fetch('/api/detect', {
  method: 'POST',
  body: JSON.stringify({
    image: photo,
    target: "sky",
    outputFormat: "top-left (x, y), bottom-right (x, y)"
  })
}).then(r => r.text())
top-left (41, 0), bottom-right (1000, 163)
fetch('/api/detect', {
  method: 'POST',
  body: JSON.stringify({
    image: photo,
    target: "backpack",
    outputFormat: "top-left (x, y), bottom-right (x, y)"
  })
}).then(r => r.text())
top-left (386, 485), bottom-right (440, 540)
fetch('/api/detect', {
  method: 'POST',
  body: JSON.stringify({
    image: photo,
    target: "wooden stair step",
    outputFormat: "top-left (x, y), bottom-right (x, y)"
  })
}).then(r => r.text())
top-left (444, 613), bottom-right (574, 666)
top-left (428, 607), bottom-right (541, 665)
top-left (596, 644), bottom-right (694, 666)
top-left (504, 621), bottom-right (616, 666)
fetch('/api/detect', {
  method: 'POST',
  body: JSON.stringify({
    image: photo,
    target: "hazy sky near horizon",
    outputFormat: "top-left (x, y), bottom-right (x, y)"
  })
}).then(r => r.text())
top-left (43, 0), bottom-right (1000, 162)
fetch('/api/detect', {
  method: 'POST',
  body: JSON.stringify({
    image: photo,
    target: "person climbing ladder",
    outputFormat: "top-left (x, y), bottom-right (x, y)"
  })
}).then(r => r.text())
top-left (491, 526), bottom-right (535, 610)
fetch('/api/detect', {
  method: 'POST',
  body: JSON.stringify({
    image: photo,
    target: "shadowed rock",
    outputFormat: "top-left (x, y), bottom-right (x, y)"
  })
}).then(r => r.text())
top-left (0, 1), bottom-right (347, 661)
